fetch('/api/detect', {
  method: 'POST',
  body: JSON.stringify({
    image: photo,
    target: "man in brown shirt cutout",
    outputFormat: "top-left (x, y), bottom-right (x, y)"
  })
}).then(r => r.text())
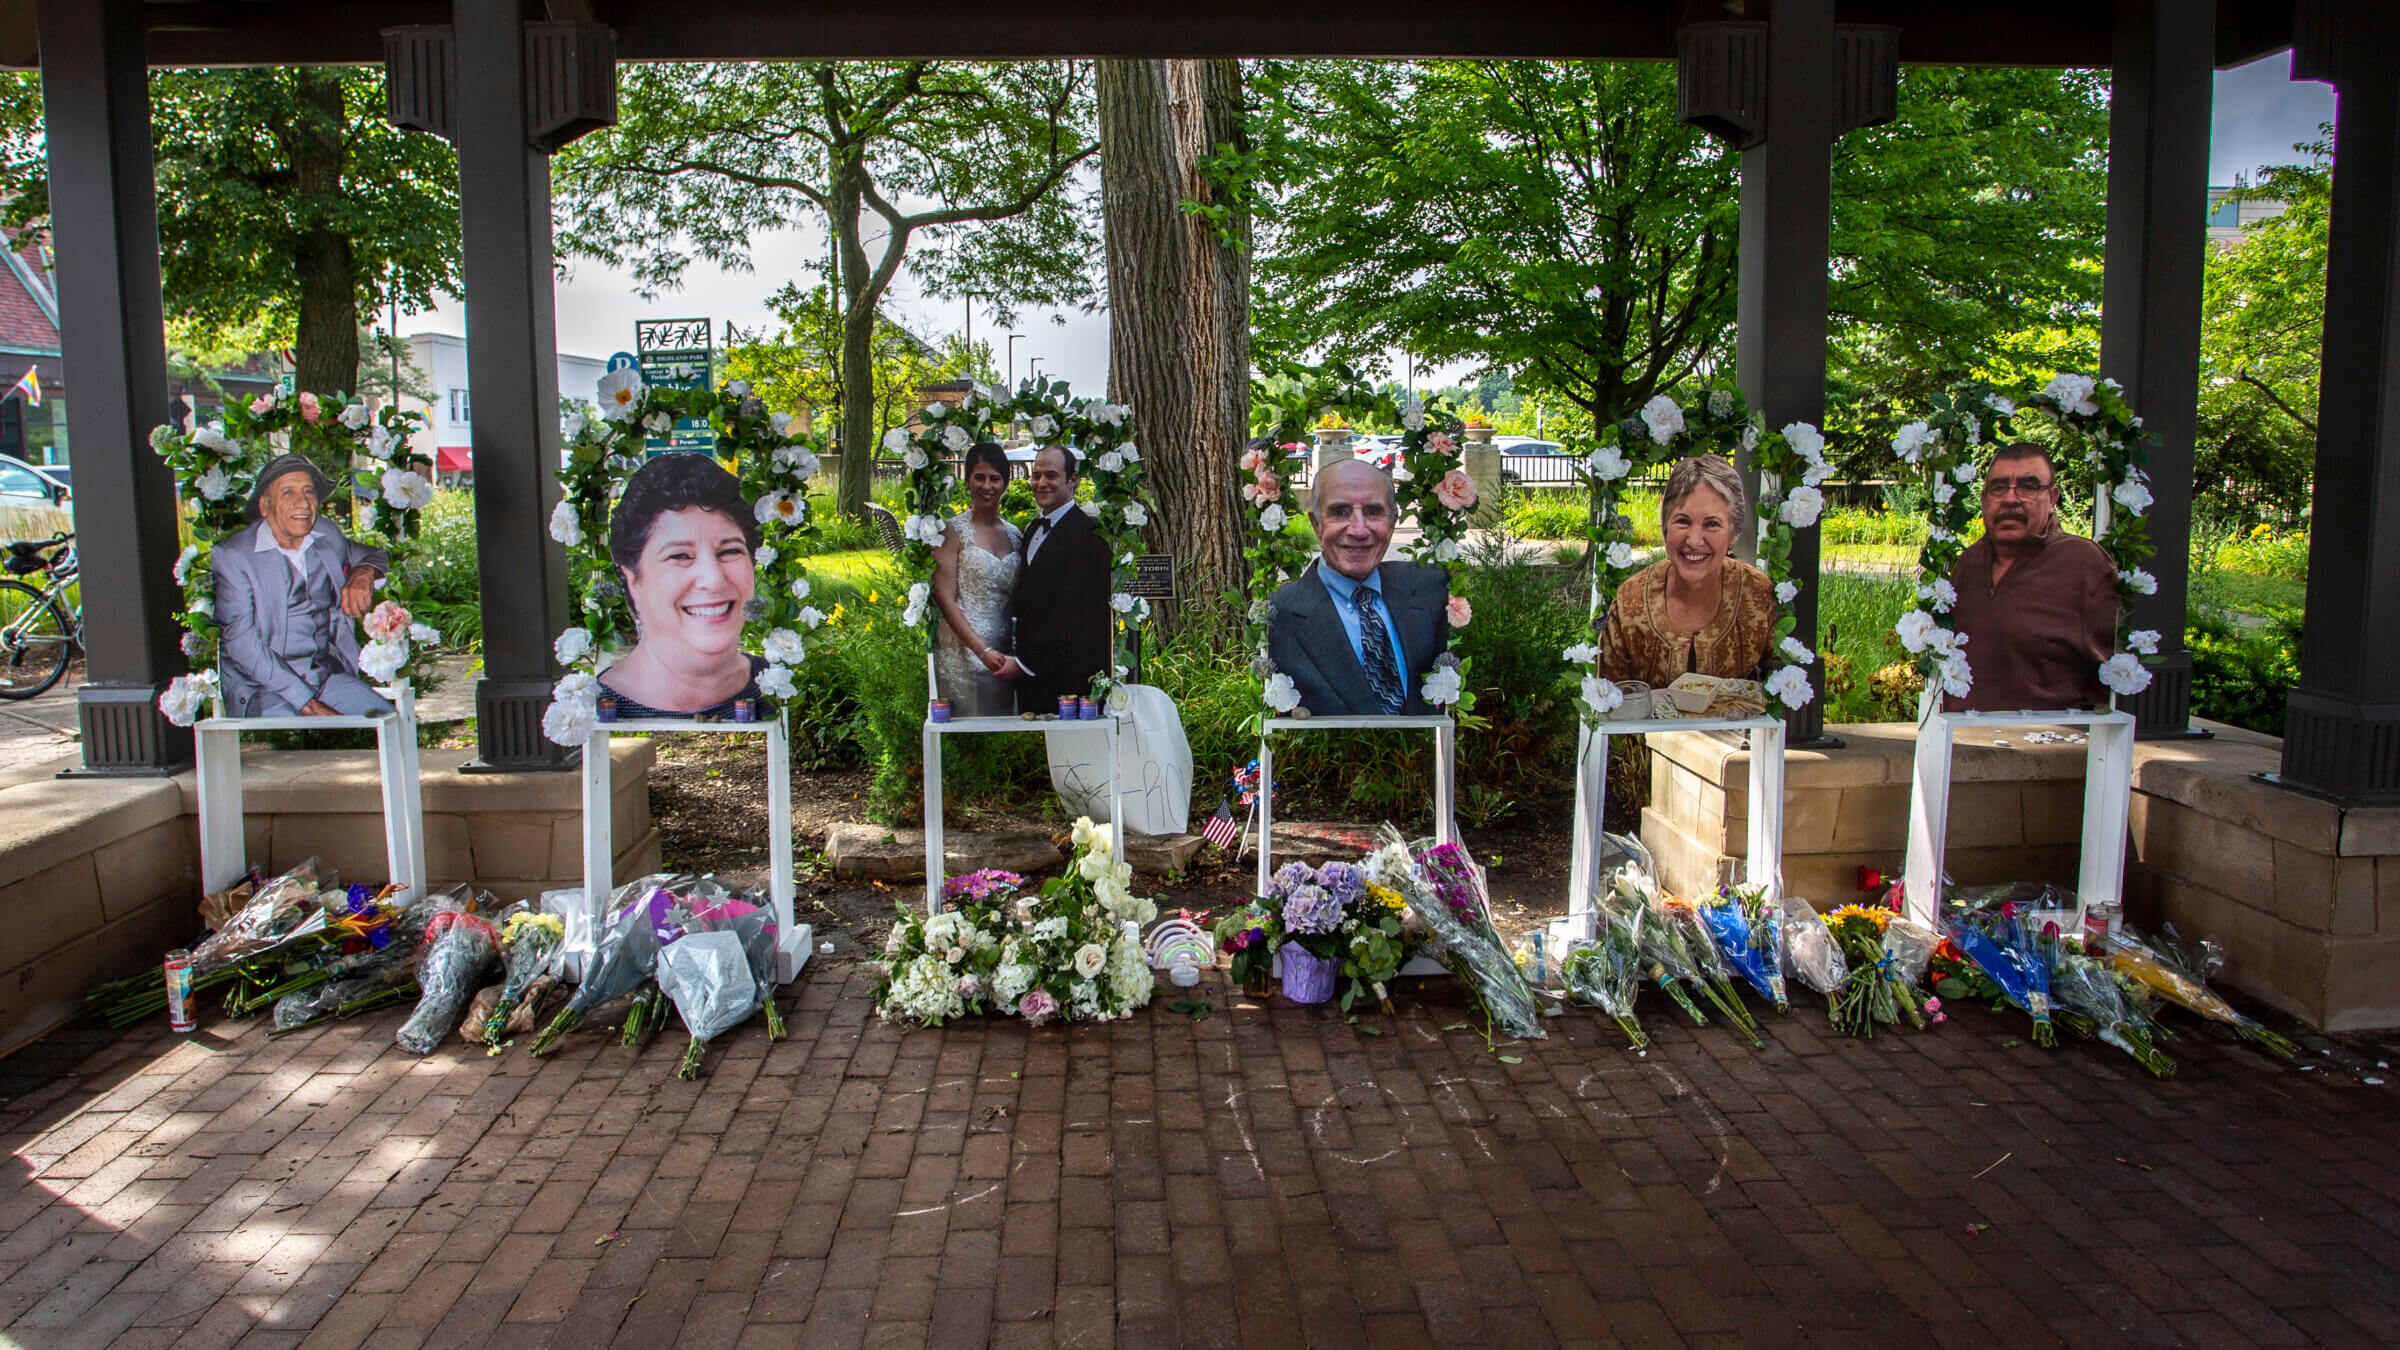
top-left (1945, 441), bottom-right (2117, 712)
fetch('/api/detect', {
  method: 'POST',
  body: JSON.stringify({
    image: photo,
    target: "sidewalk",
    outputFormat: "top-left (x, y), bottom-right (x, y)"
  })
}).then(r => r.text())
top-left (3, 951), bottom-right (2395, 1348)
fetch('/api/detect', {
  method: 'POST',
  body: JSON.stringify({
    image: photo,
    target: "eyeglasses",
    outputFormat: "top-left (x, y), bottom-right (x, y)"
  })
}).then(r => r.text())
top-left (1982, 477), bottom-right (2054, 500)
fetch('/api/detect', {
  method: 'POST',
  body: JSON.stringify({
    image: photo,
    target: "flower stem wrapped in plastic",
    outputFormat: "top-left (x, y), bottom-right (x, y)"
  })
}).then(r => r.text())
top-left (658, 908), bottom-right (777, 1079)
top-left (394, 900), bottom-right (503, 1055)
top-left (1598, 852), bottom-right (1709, 1027)
top-left (1662, 897), bottom-right (1763, 1045)
top-left (1947, 907), bottom-right (2056, 1047)
top-left (1779, 895), bottom-right (1848, 1000)
top-left (1823, 904), bottom-right (1926, 1037)
top-left (482, 912), bottom-right (565, 1044)
top-left (1559, 906), bottom-right (1648, 1051)
top-left (529, 885), bottom-right (664, 1056)
top-left (621, 981), bottom-right (667, 1048)
top-left (2050, 940), bottom-right (2175, 1076)
top-left (1697, 883), bottom-right (1789, 1014)
top-left (2105, 924), bottom-right (2298, 1060)
top-left (1367, 827), bottom-right (1544, 1041)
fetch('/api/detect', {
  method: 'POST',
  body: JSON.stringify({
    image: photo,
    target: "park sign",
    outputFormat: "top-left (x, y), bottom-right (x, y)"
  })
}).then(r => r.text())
top-left (635, 317), bottom-right (716, 454)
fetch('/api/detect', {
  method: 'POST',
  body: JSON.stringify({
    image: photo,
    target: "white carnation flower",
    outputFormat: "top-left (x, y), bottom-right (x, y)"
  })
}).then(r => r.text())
top-left (554, 627), bottom-right (593, 665)
top-left (1421, 666), bottom-right (1463, 707)
top-left (1564, 643), bottom-right (1600, 665)
top-left (754, 545), bottom-right (778, 570)
top-left (543, 692), bottom-right (597, 746)
top-left (1639, 394), bottom-right (1685, 445)
top-left (158, 675), bottom-right (213, 728)
top-left (381, 469), bottom-right (435, 511)
top-left (1939, 652), bottom-right (1974, 699)
top-left (2044, 372), bottom-right (2099, 416)
top-left (641, 411), bottom-right (673, 436)
top-left (1778, 636), bottom-right (1815, 666)
top-left (1586, 445), bottom-right (1631, 481)
top-left (1263, 673), bottom-right (1301, 712)
top-left (1918, 578), bottom-right (1958, 614)
top-left (727, 380), bottom-right (750, 397)
top-left (554, 671), bottom-right (598, 703)
top-left (2126, 629), bottom-right (2161, 656)
top-left (409, 622), bottom-right (440, 645)
top-left (790, 577), bottom-right (811, 602)
top-left (1581, 676), bottom-right (1624, 716)
top-left (763, 628), bottom-right (805, 665)
top-left (1896, 609), bottom-right (1940, 654)
top-left (1891, 421), bottom-right (1931, 463)
top-left (1780, 422), bottom-right (1825, 462)
top-left (2120, 568), bottom-right (2158, 596)
top-left (1778, 485), bottom-right (1824, 528)
top-left (1764, 664), bottom-right (1815, 709)
top-left (548, 498), bottom-right (584, 546)
top-left (1775, 581), bottom-right (1799, 605)
top-left (758, 664), bottom-right (798, 700)
top-left (194, 466), bottom-right (231, 502)
top-left (2112, 477), bottom-right (2153, 516)
top-left (2098, 653), bottom-right (2152, 698)
top-left (358, 638), bottom-right (408, 684)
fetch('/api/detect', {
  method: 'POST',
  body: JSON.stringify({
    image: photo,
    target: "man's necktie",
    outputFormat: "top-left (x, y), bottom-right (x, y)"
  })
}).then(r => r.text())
top-left (1354, 588), bottom-right (1405, 714)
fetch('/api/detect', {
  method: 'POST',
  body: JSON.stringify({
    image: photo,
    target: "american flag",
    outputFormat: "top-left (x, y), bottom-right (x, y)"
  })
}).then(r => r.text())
top-left (1202, 800), bottom-right (1241, 851)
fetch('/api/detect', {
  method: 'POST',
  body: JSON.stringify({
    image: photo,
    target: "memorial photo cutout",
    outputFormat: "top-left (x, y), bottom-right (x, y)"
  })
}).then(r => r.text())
top-left (1265, 459), bottom-right (1453, 718)
top-left (594, 452), bottom-right (769, 720)
top-left (212, 454), bottom-right (395, 719)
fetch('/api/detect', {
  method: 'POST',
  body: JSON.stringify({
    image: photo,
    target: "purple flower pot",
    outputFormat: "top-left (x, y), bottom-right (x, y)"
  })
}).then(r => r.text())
top-left (1280, 947), bottom-right (1340, 1004)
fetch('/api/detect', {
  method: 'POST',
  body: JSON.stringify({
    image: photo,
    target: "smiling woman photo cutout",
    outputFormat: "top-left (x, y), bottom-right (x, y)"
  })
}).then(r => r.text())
top-left (1597, 453), bottom-right (1774, 689)
top-left (597, 453), bottom-right (767, 718)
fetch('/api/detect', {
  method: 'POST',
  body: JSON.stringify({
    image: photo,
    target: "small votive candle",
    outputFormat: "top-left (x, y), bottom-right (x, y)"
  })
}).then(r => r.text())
top-left (732, 697), bottom-right (757, 724)
top-left (595, 693), bottom-right (618, 723)
top-left (929, 698), bottom-right (952, 723)
top-left (1078, 698), bottom-right (1099, 720)
top-left (1058, 694), bottom-right (1078, 717)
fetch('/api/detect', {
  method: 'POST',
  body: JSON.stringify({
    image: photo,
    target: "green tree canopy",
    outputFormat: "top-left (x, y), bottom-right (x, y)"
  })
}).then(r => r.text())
top-left (552, 60), bottom-right (1100, 515)
top-left (725, 282), bottom-right (991, 437)
top-left (2194, 133), bottom-right (2330, 518)
top-left (0, 68), bottom-right (462, 399)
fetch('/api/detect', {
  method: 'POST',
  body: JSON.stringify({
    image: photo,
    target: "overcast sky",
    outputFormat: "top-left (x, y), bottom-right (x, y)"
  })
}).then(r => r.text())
top-left (405, 53), bottom-right (2338, 405)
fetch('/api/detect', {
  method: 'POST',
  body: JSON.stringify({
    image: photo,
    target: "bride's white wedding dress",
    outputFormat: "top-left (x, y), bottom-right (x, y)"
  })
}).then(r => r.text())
top-left (933, 514), bottom-right (1023, 717)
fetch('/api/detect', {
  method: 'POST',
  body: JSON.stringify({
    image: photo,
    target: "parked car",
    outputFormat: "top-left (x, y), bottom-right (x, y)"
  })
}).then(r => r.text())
top-left (0, 455), bottom-right (69, 509)
top-left (1492, 437), bottom-right (1566, 456)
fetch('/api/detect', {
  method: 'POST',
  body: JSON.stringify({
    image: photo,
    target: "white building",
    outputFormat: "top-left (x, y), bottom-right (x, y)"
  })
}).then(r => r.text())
top-left (400, 331), bottom-right (608, 479)
top-left (2206, 182), bottom-right (2289, 247)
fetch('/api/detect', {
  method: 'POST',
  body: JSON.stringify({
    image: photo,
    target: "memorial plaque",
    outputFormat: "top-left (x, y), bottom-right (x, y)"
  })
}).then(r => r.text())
top-left (1129, 554), bottom-right (1175, 600)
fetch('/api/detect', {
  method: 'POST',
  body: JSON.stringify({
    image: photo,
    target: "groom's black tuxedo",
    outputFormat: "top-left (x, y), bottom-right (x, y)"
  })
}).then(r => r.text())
top-left (1012, 504), bottom-right (1112, 712)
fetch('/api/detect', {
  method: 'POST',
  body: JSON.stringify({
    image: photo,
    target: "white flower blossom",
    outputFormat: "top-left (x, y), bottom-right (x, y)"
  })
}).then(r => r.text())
top-left (380, 469), bottom-right (435, 511)
top-left (1433, 538), bottom-right (1463, 563)
top-left (1564, 643), bottom-right (1600, 665)
top-left (772, 412), bottom-right (795, 437)
top-left (562, 413), bottom-right (586, 442)
top-left (2112, 477), bottom-right (2153, 516)
top-left (358, 638), bottom-right (408, 684)
top-left (1932, 479), bottom-right (1956, 506)
top-left (542, 693), bottom-right (598, 746)
top-left (338, 402), bottom-right (373, 431)
top-left (791, 577), bottom-right (812, 602)
top-left (409, 622), bottom-right (440, 645)
top-left (903, 446), bottom-right (930, 472)
top-left (1259, 504), bottom-right (1287, 533)
top-left (904, 514), bottom-right (948, 546)
top-left (173, 545), bottom-right (200, 585)
top-left (1029, 414), bottom-right (1057, 440)
top-left (1781, 422), bottom-right (1825, 463)
top-left (1775, 580), bottom-right (1799, 605)
top-left (1421, 666), bottom-right (1463, 706)
top-left (554, 627), bottom-right (593, 665)
top-left (1918, 578), bottom-right (1959, 613)
top-left (942, 425), bottom-right (971, 454)
top-left (1989, 395), bottom-right (2017, 416)
top-left (1111, 592), bottom-right (1136, 614)
top-left (554, 671), bottom-right (598, 703)
top-left (1778, 485), bottom-right (1825, 528)
top-left (1401, 399), bottom-right (1426, 432)
top-left (798, 606), bottom-right (827, 629)
top-left (2120, 568), bottom-right (2158, 596)
top-left (1953, 459), bottom-right (1979, 484)
top-left (1581, 676), bottom-right (1624, 716)
top-left (1892, 421), bottom-right (1932, 463)
top-left (1586, 445), bottom-right (1631, 481)
top-left (1073, 943), bottom-right (1108, 979)
top-left (1764, 665), bottom-right (1815, 708)
top-left (1778, 636), bottom-right (1815, 666)
top-left (190, 597), bottom-right (213, 620)
top-left (1120, 442), bottom-right (1141, 462)
top-left (1263, 673), bottom-right (1301, 712)
top-left (1639, 394), bottom-right (1685, 445)
top-left (1122, 502), bottom-right (1148, 528)
top-left (902, 581), bottom-right (932, 628)
top-left (752, 490), bottom-right (790, 525)
top-left (1896, 609), bottom-right (1941, 654)
top-left (1939, 652), bottom-right (1974, 700)
top-left (641, 410), bottom-right (673, 436)
top-left (2126, 629), bottom-right (2161, 656)
top-left (366, 425), bottom-right (398, 460)
top-left (763, 628), bottom-right (805, 665)
top-left (2043, 372), bottom-right (2099, 417)
top-left (758, 664), bottom-right (798, 700)
top-left (597, 368), bottom-right (644, 420)
top-left (1605, 541), bottom-right (1639, 570)
top-left (727, 380), bottom-right (751, 398)
top-left (2098, 653), bottom-right (2152, 698)
top-left (754, 544), bottom-right (778, 570)
top-left (882, 428), bottom-right (911, 452)
top-left (548, 499), bottom-right (584, 546)
top-left (158, 674), bottom-right (215, 727)
top-left (194, 466), bottom-right (231, 502)
top-left (925, 402), bottom-right (947, 420)
top-left (1097, 451), bottom-right (1124, 473)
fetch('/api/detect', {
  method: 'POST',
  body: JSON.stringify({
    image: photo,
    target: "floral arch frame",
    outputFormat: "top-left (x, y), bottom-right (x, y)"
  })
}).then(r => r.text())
top-left (541, 374), bottom-right (826, 743)
top-left (1568, 388), bottom-right (1826, 725)
top-left (1887, 373), bottom-right (2159, 707)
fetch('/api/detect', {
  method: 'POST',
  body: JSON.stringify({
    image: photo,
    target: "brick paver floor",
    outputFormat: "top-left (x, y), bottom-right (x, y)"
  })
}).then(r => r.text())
top-left (3, 954), bottom-right (2396, 1348)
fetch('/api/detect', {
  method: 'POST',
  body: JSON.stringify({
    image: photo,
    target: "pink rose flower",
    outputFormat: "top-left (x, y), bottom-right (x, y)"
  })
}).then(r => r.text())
top-left (1427, 432), bottom-right (1456, 457)
top-left (298, 392), bottom-right (321, 424)
top-left (1238, 446), bottom-right (1266, 473)
top-left (1241, 471), bottom-right (1281, 505)
top-left (1446, 595), bottom-right (1473, 628)
top-left (1434, 468), bottom-right (1478, 512)
top-left (363, 600), bottom-right (412, 643)
top-left (250, 393), bottom-right (276, 415)
top-left (1018, 988), bottom-right (1059, 1025)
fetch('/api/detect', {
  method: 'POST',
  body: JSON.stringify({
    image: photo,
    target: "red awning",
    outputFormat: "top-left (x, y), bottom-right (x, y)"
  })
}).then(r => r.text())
top-left (436, 446), bottom-right (471, 472)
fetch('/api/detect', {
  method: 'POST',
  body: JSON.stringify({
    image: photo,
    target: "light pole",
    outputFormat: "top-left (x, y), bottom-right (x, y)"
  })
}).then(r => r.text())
top-left (1007, 333), bottom-right (1024, 388)
top-left (1029, 357), bottom-right (1045, 383)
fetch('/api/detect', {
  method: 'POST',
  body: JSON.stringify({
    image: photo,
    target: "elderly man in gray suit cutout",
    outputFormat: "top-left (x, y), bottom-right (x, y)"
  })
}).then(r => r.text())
top-left (212, 454), bottom-right (393, 718)
top-left (1267, 458), bottom-right (1450, 716)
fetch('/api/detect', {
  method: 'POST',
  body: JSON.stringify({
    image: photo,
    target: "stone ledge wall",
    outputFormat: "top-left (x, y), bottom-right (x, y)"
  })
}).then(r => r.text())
top-left (0, 740), bottom-right (659, 1057)
top-left (1639, 718), bottom-right (2400, 1031)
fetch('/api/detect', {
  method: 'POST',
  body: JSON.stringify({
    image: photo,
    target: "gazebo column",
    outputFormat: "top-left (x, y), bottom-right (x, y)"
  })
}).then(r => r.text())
top-left (1685, 2), bottom-right (1895, 744)
top-left (2279, 2), bottom-right (2400, 803)
top-left (453, 0), bottom-right (575, 770)
top-left (39, 0), bottom-right (188, 773)
top-left (2099, 0), bottom-right (2211, 738)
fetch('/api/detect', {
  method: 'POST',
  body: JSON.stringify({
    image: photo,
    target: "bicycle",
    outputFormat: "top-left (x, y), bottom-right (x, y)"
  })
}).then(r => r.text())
top-left (0, 532), bottom-right (81, 699)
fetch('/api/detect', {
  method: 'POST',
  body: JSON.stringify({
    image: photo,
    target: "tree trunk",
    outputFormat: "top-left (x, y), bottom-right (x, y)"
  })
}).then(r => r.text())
top-left (1099, 59), bottom-right (1250, 636)
top-left (838, 299), bottom-right (877, 520)
top-left (289, 69), bottom-right (358, 400)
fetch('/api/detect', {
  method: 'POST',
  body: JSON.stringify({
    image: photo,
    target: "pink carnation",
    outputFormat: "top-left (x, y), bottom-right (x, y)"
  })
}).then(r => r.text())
top-left (249, 393), bottom-right (276, 415)
top-left (1433, 468), bottom-right (1478, 512)
top-left (1427, 432), bottom-right (1456, 457)
top-left (298, 392), bottom-right (321, 424)
top-left (1446, 595), bottom-right (1472, 628)
top-left (363, 600), bottom-right (412, 643)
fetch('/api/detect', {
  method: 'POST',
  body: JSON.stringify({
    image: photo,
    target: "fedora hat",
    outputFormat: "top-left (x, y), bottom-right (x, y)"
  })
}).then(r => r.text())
top-left (245, 453), bottom-right (337, 524)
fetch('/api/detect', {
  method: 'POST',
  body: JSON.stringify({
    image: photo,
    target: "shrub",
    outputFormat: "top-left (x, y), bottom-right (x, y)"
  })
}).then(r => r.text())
top-left (2188, 603), bottom-right (2301, 736)
top-left (1815, 570), bottom-right (1922, 723)
top-left (1502, 488), bottom-right (1589, 541)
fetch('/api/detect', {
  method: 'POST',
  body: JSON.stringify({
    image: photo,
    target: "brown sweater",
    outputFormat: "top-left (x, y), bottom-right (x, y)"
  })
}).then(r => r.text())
top-left (1945, 524), bottom-right (2118, 712)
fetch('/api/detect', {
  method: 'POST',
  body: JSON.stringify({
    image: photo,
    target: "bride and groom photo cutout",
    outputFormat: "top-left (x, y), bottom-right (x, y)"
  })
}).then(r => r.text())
top-left (929, 442), bottom-right (1111, 717)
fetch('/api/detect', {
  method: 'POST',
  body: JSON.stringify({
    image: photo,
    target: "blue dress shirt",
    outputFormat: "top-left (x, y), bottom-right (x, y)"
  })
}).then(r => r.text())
top-left (1316, 564), bottom-right (1404, 678)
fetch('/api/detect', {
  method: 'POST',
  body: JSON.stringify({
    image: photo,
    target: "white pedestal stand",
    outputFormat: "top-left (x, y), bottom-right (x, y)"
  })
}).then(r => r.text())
top-left (196, 683), bottom-right (426, 901)
top-left (1901, 704), bottom-right (2135, 935)
top-left (923, 714), bottom-right (1124, 912)
top-left (1254, 714), bottom-right (1456, 977)
top-left (1557, 713), bottom-right (1785, 947)
top-left (583, 716), bottom-right (812, 982)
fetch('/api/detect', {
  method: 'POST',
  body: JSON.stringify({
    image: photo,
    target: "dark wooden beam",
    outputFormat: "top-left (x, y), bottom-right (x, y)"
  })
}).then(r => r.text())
top-left (40, 0), bottom-right (191, 773)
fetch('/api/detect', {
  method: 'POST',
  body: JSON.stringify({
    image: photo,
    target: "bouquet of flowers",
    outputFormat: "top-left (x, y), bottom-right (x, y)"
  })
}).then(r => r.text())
top-left (1341, 876), bottom-right (1419, 1014)
top-left (874, 876), bottom-right (1013, 1026)
top-left (1368, 828), bottom-right (1544, 1041)
top-left (528, 885), bottom-right (663, 1055)
top-left (989, 820), bottom-right (1157, 1025)
top-left (1947, 906), bottom-right (2057, 1046)
top-left (1661, 896), bottom-right (1764, 1044)
top-left (658, 905), bottom-right (781, 1078)
top-left (1697, 882), bottom-right (1789, 1014)
top-left (269, 937), bottom-right (423, 1035)
top-left (481, 911), bottom-right (566, 1045)
top-left (2105, 924), bottom-right (2298, 1060)
top-left (1209, 899), bottom-right (1284, 997)
top-left (1779, 895), bottom-right (1847, 999)
top-left (1823, 904), bottom-right (1926, 1037)
top-left (1597, 851), bottom-right (1710, 1027)
top-left (2049, 937), bottom-right (2175, 1077)
top-left (220, 882), bottom-right (428, 1017)
top-left (394, 898), bottom-right (505, 1055)
top-left (1559, 906), bottom-right (1648, 1050)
